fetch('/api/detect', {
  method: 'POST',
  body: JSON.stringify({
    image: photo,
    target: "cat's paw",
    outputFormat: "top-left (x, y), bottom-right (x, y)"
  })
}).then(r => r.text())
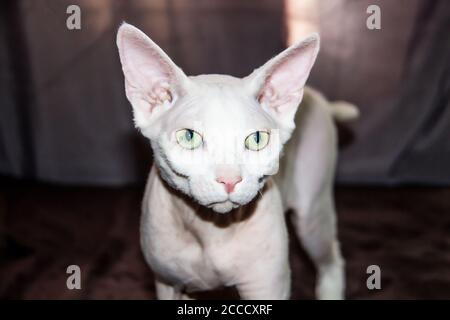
top-left (316, 261), bottom-right (345, 300)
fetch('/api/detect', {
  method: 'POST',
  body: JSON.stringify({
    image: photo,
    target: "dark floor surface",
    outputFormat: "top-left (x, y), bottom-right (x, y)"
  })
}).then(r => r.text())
top-left (1, 179), bottom-right (450, 299)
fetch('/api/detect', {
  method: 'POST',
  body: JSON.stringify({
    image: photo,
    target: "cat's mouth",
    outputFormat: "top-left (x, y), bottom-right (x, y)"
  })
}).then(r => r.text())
top-left (206, 200), bottom-right (240, 214)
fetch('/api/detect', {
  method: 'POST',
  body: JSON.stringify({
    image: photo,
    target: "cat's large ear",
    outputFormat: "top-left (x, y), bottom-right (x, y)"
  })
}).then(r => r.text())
top-left (116, 23), bottom-right (188, 132)
top-left (245, 34), bottom-right (320, 134)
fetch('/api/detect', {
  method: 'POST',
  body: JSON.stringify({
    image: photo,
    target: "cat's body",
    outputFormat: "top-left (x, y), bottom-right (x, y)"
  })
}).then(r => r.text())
top-left (117, 24), bottom-right (358, 300)
top-left (141, 166), bottom-right (289, 299)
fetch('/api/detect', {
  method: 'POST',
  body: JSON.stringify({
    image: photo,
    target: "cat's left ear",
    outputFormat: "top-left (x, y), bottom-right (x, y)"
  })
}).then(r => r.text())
top-left (246, 34), bottom-right (320, 132)
top-left (116, 23), bottom-right (189, 132)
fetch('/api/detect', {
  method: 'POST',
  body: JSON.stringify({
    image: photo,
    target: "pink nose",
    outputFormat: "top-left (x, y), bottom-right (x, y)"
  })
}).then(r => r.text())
top-left (216, 176), bottom-right (242, 193)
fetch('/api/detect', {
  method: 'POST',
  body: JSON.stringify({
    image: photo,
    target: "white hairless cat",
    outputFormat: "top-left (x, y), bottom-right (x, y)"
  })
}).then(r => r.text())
top-left (116, 23), bottom-right (358, 300)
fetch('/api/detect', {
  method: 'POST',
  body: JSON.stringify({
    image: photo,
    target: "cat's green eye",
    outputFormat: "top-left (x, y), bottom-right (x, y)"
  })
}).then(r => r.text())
top-left (175, 129), bottom-right (203, 150)
top-left (245, 131), bottom-right (270, 151)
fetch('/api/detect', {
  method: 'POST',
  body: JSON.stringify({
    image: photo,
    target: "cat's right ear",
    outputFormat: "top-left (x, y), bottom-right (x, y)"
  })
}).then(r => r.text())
top-left (116, 23), bottom-right (188, 131)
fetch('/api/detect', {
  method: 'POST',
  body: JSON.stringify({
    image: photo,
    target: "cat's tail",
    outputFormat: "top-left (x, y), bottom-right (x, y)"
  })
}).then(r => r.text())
top-left (329, 101), bottom-right (359, 122)
top-left (303, 87), bottom-right (359, 123)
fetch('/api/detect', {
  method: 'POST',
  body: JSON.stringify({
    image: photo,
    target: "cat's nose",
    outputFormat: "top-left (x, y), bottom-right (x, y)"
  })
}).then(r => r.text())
top-left (216, 176), bottom-right (242, 194)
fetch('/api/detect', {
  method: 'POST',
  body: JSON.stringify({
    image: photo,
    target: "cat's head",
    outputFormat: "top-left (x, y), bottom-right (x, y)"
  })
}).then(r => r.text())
top-left (117, 23), bottom-right (319, 213)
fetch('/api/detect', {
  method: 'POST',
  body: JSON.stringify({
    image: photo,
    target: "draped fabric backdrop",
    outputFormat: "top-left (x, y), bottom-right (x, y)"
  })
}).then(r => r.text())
top-left (0, 0), bottom-right (449, 186)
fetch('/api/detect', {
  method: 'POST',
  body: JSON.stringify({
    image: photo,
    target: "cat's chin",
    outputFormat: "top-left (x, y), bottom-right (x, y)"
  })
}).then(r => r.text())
top-left (209, 201), bottom-right (239, 214)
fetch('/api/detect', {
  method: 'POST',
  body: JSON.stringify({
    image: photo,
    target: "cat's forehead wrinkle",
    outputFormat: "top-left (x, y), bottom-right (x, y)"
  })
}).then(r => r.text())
top-left (162, 73), bottom-right (276, 131)
top-left (173, 92), bottom-right (276, 134)
top-left (189, 76), bottom-right (257, 104)
top-left (184, 83), bottom-right (255, 115)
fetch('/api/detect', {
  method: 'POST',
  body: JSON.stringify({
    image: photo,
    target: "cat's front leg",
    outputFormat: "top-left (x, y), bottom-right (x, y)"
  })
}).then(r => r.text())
top-left (155, 278), bottom-right (183, 300)
top-left (155, 278), bottom-right (196, 300)
top-left (290, 192), bottom-right (345, 300)
top-left (235, 259), bottom-right (291, 300)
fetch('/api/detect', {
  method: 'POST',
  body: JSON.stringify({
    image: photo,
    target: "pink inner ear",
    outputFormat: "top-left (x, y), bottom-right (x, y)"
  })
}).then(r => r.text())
top-left (258, 84), bottom-right (301, 114)
top-left (124, 40), bottom-right (174, 91)
top-left (257, 39), bottom-right (318, 112)
top-left (118, 24), bottom-right (185, 109)
top-left (117, 23), bottom-right (189, 129)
